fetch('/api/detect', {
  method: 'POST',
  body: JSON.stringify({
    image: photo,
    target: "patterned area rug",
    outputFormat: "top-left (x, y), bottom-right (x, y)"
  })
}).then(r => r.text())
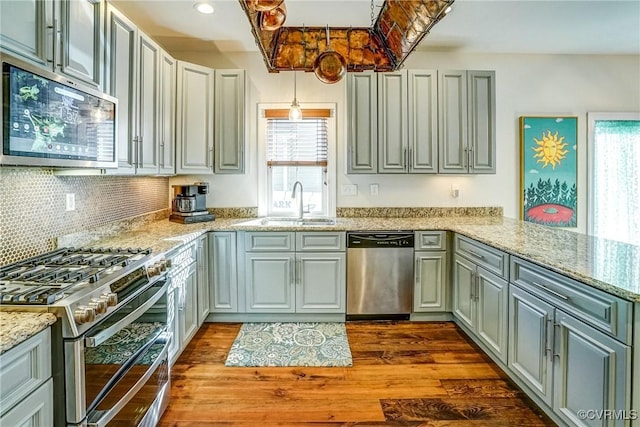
top-left (225, 322), bottom-right (352, 367)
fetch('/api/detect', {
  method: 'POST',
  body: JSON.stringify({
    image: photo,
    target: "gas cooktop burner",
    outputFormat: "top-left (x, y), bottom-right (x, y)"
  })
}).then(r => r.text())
top-left (0, 247), bottom-right (154, 305)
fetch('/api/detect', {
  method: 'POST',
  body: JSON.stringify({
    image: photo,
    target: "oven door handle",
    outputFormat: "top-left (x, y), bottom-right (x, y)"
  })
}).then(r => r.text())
top-left (85, 280), bottom-right (168, 348)
top-left (87, 340), bottom-right (169, 427)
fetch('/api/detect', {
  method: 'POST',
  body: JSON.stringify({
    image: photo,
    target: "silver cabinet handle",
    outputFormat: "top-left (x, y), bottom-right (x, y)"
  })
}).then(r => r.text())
top-left (474, 272), bottom-right (480, 301)
top-left (533, 281), bottom-right (569, 300)
top-left (415, 258), bottom-right (421, 283)
top-left (296, 259), bottom-right (301, 286)
top-left (403, 147), bottom-right (407, 168)
top-left (467, 146), bottom-right (473, 171)
top-left (553, 321), bottom-right (561, 359)
top-left (209, 146), bottom-right (214, 169)
top-left (468, 249), bottom-right (485, 260)
top-left (160, 140), bottom-right (165, 167)
top-left (463, 147), bottom-right (468, 168)
top-left (138, 136), bottom-right (143, 168)
top-left (290, 259), bottom-right (295, 286)
top-left (544, 317), bottom-right (552, 358)
top-left (469, 272), bottom-right (475, 300)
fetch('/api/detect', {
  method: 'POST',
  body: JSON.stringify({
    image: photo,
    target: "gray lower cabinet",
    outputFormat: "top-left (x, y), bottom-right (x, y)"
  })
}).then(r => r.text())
top-left (509, 281), bottom-right (631, 426)
top-left (167, 244), bottom-right (198, 365)
top-left (209, 231), bottom-right (238, 313)
top-left (241, 231), bottom-right (346, 315)
top-left (453, 251), bottom-right (508, 364)
top-left (196, 234), bottom-right (210, 325)
top-left (0, 328), bottom-right (53, 426)
top-left (508, 284), bottom-right (555, 406)
top-left (245, 252), bottom-right (296, 313)
top-left (413, 231), bottom-right (448, 312)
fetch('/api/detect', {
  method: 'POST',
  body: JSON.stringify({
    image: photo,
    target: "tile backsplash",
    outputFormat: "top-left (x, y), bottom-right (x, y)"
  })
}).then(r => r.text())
top-left (0, 167), bottom-right (169, 265)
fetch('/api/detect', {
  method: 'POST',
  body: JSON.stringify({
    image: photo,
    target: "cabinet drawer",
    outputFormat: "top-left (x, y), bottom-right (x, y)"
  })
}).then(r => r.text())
top-left (245, 232), bottom-right (295, 251)
top-left (454, 234), bottom-right (508, 278)
top-left (0, 328), bottom-right (51, 414)
top-left (415, 231), bottom-right (446, 250)
top-left (511, 257), bottom-right (632, 344)
top-left (167, 242), bottom-right (197, 267)
top-left (0, 378), bottom-right (53, 426)
top-left (296, 232), bottom-right (345, 252)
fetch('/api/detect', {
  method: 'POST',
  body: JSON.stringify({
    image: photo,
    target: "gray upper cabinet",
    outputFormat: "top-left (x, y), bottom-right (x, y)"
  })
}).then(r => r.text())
top-left (408, 70), bottom-right (438, 173)
top-left (0, 0), bottom-right (51, 68)
top-left (378, 71), bottom-right (408, 173)
top-left (104, 4), bottom-right (137, 172)
top-left (59, 0), bottom-right (103, 88)
top-left (1, 0), bottom-right (103, 88)
top-left (214, 69), bottom-right (245, 173)
top-left (439, 70), bottom-right (496, 174)
top-left (158, 50), bottom-right (176, 175)
top-left (347, 72), bottom-right (378, 173)
top-left (176, 61), bottom-right (214, 174)
top-left (135, 33), bottom-right (160, 174)
top-left (105, 4), bottom-right (174, 175)
top-left (349, 69), bottom-right (488, 175)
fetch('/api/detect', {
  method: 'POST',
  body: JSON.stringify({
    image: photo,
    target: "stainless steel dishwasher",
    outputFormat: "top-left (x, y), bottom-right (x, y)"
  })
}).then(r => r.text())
top-left (346, 232), bottom-right (415, 320)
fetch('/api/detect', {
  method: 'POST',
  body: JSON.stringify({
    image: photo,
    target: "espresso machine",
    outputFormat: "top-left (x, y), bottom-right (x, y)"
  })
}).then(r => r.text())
top-left (169, 182), bottom-right (215, 224)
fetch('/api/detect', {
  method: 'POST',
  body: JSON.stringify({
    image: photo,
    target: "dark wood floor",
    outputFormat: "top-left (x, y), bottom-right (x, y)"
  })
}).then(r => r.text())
top-left (159, 321), bottom-right (556, 426)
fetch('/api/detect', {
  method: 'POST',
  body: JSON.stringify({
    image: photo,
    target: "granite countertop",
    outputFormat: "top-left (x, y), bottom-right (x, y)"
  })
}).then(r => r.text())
top-left (59, 215), bottom-right (640, 303)
top-left (0, 312), bottom-right (57, 354)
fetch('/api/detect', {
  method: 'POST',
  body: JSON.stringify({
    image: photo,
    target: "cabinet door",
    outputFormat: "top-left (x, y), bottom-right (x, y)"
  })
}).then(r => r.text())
top-left (408, 70), bottom-right (437, 173)
top-left (104, 4), bottom-right (137, 173)
top-left (553, 311), bottom-right (630, 427)
top-left (0, 0), bottom-right (51, 67)
top-left (58, 0), bottom-right (103, 87)
top-left (468, 71), bottom-right (496, 174)
top-left (438, 70), bottom-right (468, 173)
top-left (210, 232), bottom-right (238, 313)
top-left (508, 285), bottom-right (554, 406)
top-left (413, 251), bottom-right (446, 312)
top-left (347, 72), bottom-right (377, 173)
top-left (296, 253), bottom-right (345, 313)
top-left (158, 50), bottom-right (176, 175)
top-left (245, 253), bottom-right (295, 313)
top-left (167, 285), bottom-right (180, 365)
top-left (214, 69), bottom-right (245, 173)
top-left (196, 235), bottom-right (209, 325)
top-left (475, 268), bottom-right (508, 363)
top-left (176, 61), bottom-right (214, 174)
top-left (378, 71), bottom-right (407, 173)
top-left (136, 33), bottom-right (160, 174)
top-left (0, 378), bottom-right (53, 427)
top-left (181, 263), bottom-right (199, 347)
top-left (452, 254), bottom-right (475, 329)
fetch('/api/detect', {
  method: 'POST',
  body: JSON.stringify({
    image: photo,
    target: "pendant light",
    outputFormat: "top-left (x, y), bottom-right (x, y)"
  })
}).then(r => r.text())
top-left (288, 71), bottom-right (301, 121)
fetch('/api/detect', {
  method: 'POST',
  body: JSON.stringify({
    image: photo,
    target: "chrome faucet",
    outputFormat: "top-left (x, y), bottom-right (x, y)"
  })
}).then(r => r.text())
top-left (291, 181), bottom-right (304, 220)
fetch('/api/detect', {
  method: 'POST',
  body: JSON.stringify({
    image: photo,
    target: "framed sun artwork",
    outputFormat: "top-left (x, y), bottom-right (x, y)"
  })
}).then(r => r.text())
top-left (520, 116), bottom-right (578, 227)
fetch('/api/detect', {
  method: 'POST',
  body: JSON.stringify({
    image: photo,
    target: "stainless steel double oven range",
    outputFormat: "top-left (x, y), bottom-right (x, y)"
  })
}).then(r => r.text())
top-left (0, 247), bottom-right (172, 426)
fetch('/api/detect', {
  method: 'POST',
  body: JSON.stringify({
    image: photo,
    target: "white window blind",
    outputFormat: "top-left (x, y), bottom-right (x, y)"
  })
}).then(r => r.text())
top-left (266, 118), bottom-right (328, 167)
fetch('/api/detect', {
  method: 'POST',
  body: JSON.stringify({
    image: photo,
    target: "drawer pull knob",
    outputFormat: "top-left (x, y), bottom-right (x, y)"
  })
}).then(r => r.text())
top-left (533, 281), bottom-right (570, 300)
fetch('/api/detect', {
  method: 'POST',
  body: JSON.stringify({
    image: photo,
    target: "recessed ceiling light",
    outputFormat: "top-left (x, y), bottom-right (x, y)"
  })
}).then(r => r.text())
top-left (194, 2), bottom-right (214, 14)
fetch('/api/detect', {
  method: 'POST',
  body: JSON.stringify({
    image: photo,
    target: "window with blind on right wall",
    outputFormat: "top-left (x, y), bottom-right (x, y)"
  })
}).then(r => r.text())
top-left (587, 112), bottom-right (640, 246)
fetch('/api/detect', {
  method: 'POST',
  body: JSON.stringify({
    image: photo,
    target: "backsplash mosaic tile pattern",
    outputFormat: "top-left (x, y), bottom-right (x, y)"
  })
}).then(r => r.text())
top-left (0, 167), bottom-right (169, 265)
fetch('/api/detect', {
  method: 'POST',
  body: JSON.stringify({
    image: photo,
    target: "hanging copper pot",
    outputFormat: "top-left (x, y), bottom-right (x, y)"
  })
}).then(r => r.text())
top-left (253, 0), bottom-right (284, 12)
top-left (313, 26), bottom-right (346, 84)
top-left (259, 3), bottom-right (286, 31)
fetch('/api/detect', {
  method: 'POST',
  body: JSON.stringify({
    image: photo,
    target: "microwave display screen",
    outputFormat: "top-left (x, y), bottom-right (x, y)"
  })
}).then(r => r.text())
top-left (2, 62), bottom-right (116, 164)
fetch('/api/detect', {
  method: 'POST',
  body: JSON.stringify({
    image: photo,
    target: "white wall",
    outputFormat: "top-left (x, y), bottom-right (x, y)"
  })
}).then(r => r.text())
top-left (168, 50), bottom-right (640, 234)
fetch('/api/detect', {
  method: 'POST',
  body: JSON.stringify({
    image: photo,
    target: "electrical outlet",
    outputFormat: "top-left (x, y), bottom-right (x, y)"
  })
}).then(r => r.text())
top-left (450, 184), bottom-right (460, 198)
top-left (65, 193), bottom-right (76, 211)
top-left (370, 184), bottom-right (379, 196)
top-left (341, 184), bottom-right (357, 196)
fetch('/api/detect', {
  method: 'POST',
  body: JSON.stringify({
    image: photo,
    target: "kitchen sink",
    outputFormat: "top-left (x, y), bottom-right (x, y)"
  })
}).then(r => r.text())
top-left (237, 217), bottom-right (336, 227)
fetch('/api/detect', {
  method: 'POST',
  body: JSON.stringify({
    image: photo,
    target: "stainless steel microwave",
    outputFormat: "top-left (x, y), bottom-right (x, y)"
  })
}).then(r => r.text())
top-left (1, 54), bottom-right (118, 168)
